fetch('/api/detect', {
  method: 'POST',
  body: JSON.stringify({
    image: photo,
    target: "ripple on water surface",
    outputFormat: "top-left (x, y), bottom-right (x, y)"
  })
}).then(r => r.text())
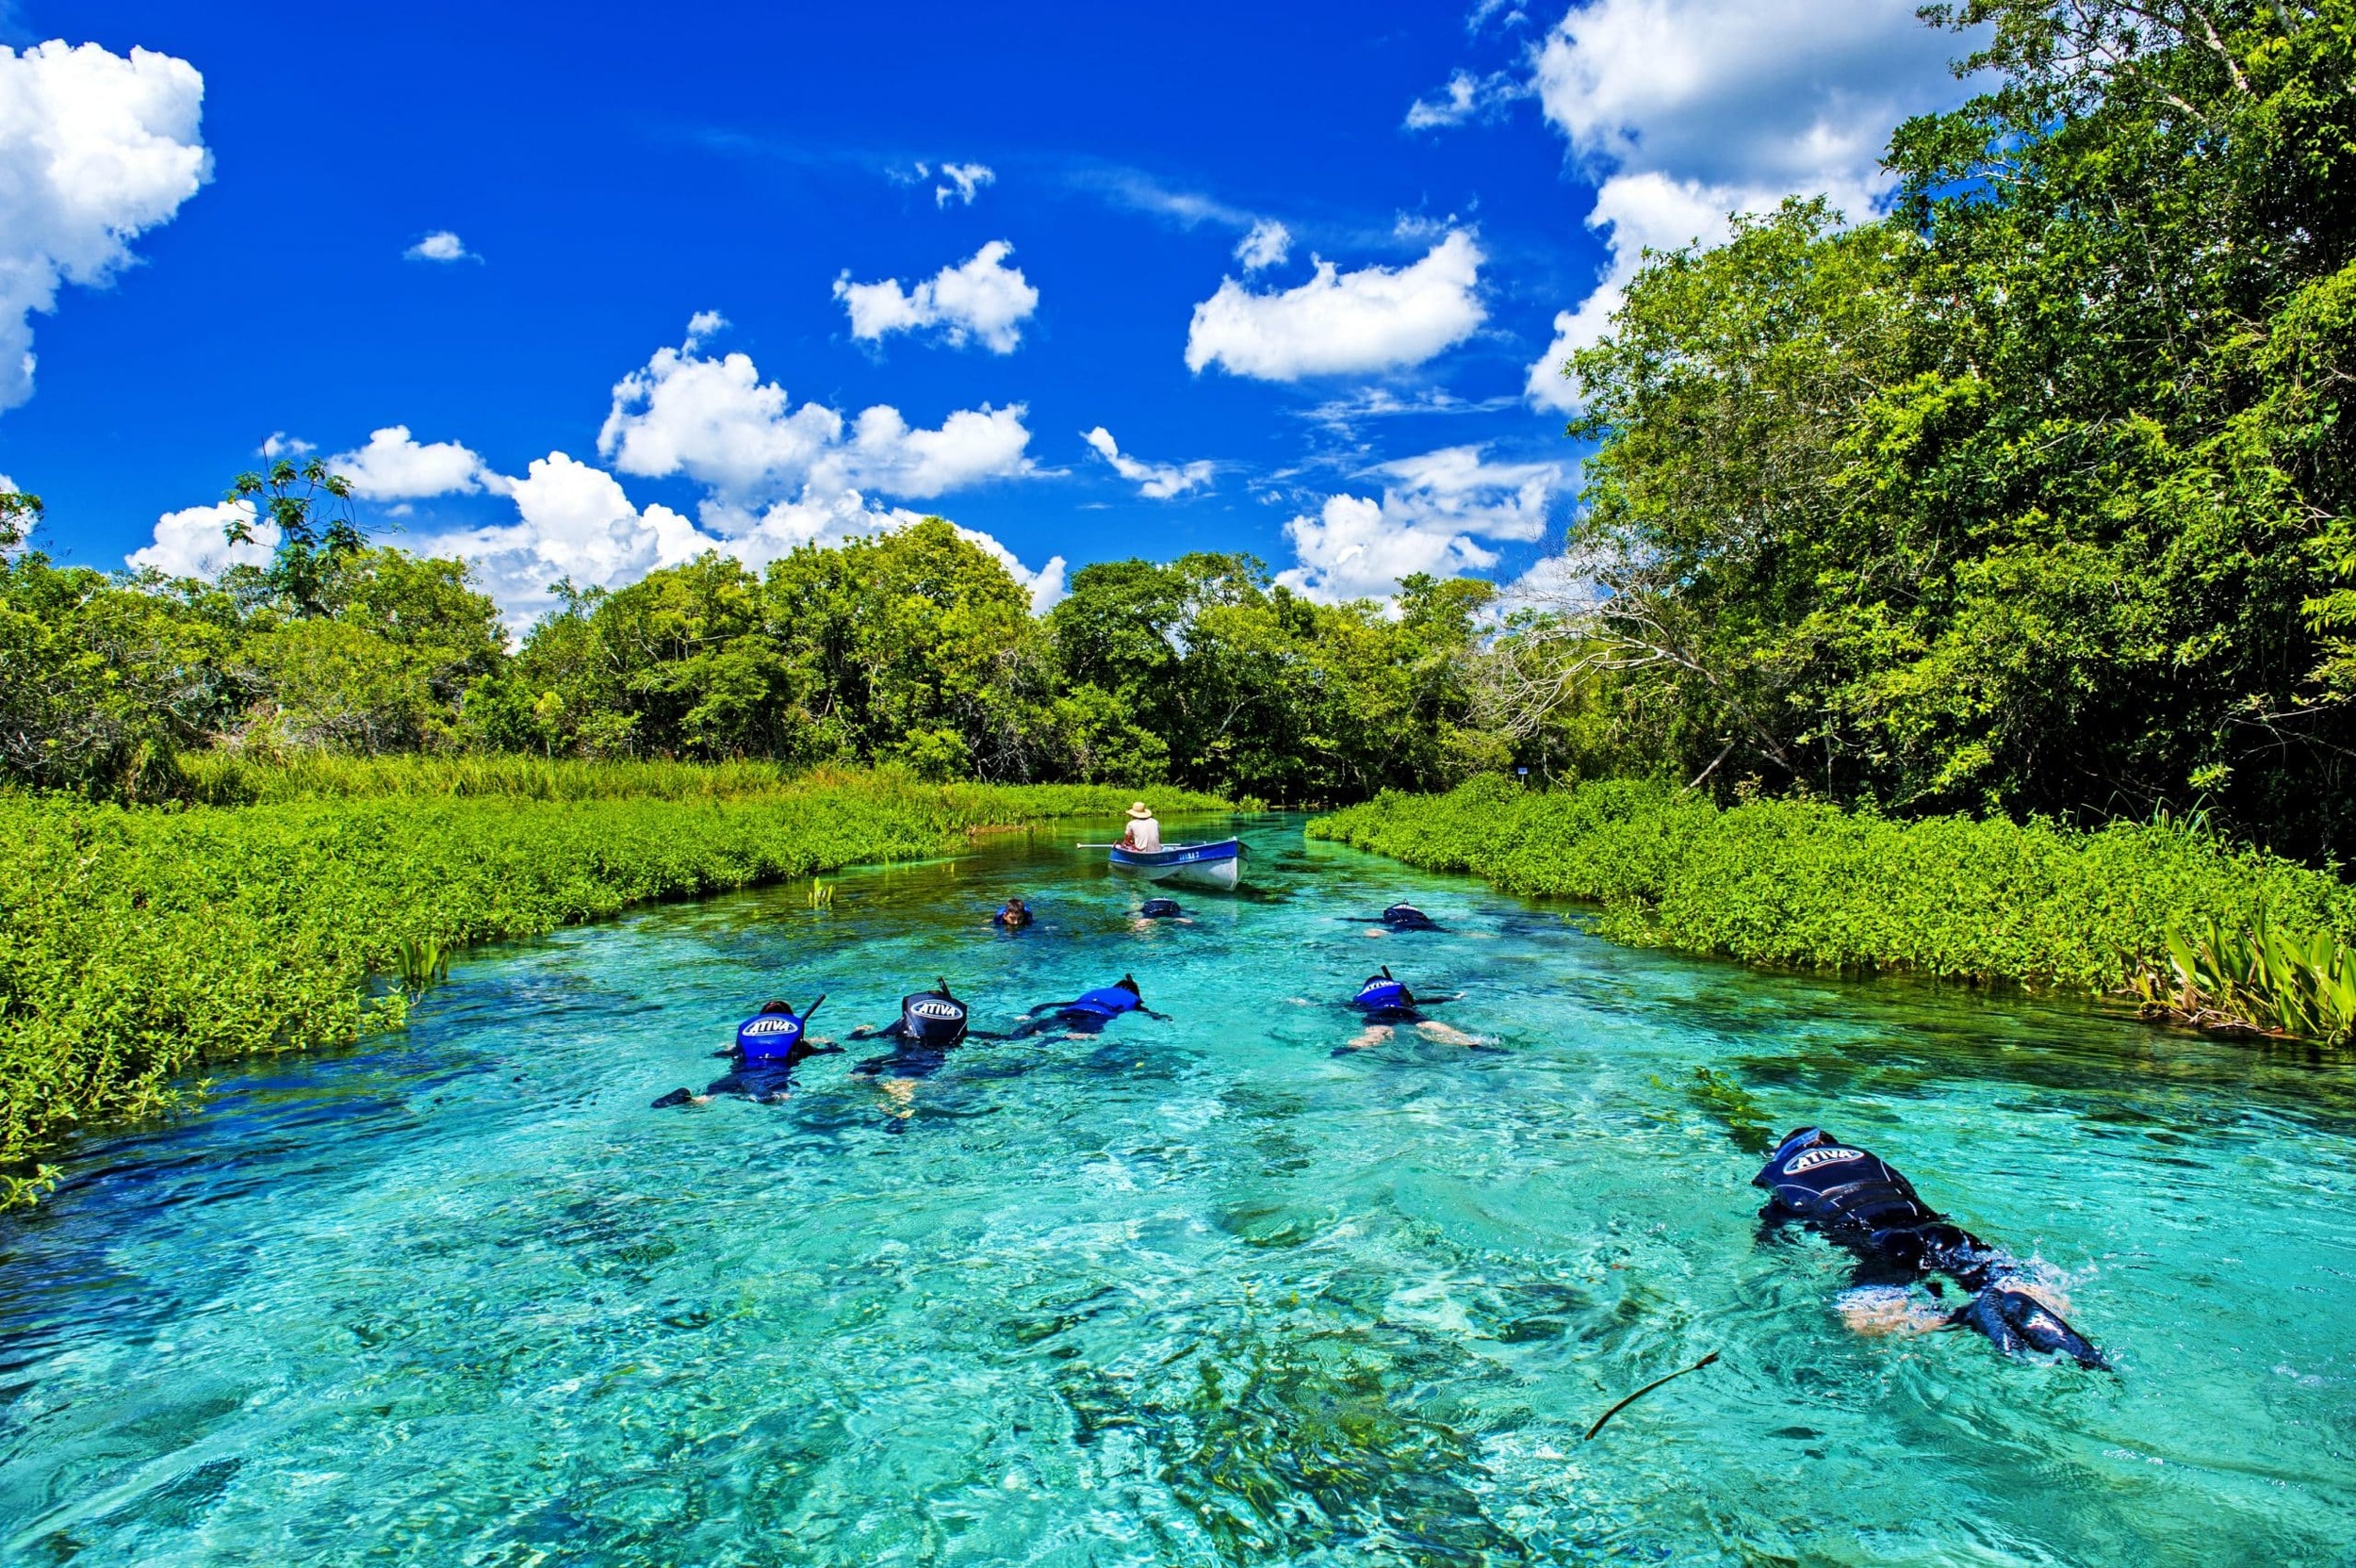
top-left (2, 817), bottom-right (2353, 1565)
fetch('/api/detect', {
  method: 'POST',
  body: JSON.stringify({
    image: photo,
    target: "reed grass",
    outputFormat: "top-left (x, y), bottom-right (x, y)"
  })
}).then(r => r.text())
top-left (1310, 776), bottom-right (2356, 1035)
top-left (2132, 906), bottom-right (2356, 1044)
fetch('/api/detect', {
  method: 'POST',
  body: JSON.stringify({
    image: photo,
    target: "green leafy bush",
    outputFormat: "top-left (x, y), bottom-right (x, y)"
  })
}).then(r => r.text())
top-left (1310, 776), bottom-right (2356, 1004)
top-left (0, 766), bottom-right (1223, 1184)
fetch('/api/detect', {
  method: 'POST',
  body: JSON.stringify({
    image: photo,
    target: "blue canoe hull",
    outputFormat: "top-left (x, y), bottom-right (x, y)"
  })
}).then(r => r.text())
top-left (1106, 838), bottom-right (1246, 890)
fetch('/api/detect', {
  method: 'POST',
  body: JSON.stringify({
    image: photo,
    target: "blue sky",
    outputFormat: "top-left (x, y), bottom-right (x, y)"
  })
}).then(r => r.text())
top-left (1, 0), bottom-right (1974, 627)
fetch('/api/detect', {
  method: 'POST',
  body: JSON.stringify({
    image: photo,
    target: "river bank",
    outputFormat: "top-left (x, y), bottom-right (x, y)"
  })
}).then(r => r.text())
top-left (1310, 776), bottom-right (2356, 1023)
top-left (0, 763), bottom-right (1222, 1191)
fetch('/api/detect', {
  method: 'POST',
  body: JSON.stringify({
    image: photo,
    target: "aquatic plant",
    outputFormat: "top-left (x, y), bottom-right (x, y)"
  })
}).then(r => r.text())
top-left (2131, 905), bottom-right (2356, 1045)
top-left (0, 769), bottom-right (1226, 1176)
top-left (1311, 776), bottom-right (2356, 1039)
top-left (807, 879), bottom-right (834, 909)
top-left (1063, 1322), bottom-right (1524, 1564)
top-left (1662, 1067), bottom-right (1776, 1153)
top-left (393, 933), bottom-right (450, 994)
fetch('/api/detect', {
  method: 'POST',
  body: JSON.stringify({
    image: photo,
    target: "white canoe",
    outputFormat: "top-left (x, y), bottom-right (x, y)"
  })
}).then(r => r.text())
top-left (1104, 838), bottom-right (1246, 890)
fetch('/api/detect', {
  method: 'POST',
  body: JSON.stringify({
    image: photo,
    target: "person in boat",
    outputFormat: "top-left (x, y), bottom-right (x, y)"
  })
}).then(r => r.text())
top-left (1007, 973), bottom-right (1170, 1037)
top-left (1334, 968), bottom-right (1488, 1052)
top-left (1753, 1126), bottom-right (2107, 1368)
top-left (1118, 801), bottom-right (1162, 853)
top-left (993, 895), bottom-right (1034, 930)
top-left (845, 979), bottom-right (1001, 1080)
top-left (652, 997), bottom-right (838, 1107)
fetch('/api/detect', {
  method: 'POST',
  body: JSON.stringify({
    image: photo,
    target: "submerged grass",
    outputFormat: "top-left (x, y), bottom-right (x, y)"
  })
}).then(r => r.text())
top-left (1309, 776), bottom-right (2356, 1028)
top-left (0, 763), bottom-right (1224, 1185)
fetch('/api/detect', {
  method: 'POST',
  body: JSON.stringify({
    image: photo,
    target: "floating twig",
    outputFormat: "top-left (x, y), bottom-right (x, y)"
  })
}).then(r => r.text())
top-left (1584, 1350), bottom-right (1719, 1442)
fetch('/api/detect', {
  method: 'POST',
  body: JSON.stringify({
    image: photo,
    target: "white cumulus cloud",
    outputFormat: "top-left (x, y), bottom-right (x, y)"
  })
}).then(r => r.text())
top-left (328, 425), bottom-right (488, 500)
top-left (1277, 444), bottom-right (1565, 602)
top-left (834, 240), bottom-right (1039, 353)
top-left (136, 318), bottom-right (1062, 626)
top-left (404, 230), bottom-right (475, 263)
top-left (1403, 68), bottom-right (1525, 130)
top-left (0, 40), bottom-right (210, 414)
top-left (1083, 426), bottom-right (1213, 499)
top-left (597, 318), bottom-right (1039, 510)
top-left (1523, 0), bottom-right (1976, 411)
top-left (126, 498), bottom-right (272, 578)
top-left (934, 161), bottom-right (994, 206)
top-left (1186, 230), bottom-right (1485, 382)
top-left (1234, 220), bottom-right (1292, 272)
top-left (260, 432), bottom-right (314, 458)
top-left (414, 452), bottom-right (708, 630)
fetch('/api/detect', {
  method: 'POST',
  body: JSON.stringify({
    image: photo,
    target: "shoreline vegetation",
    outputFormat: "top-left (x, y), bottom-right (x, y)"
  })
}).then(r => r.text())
top-left (1310, 776), bottom-right (2356, 1047)
top-left (0, 762), bottom-right (1223, 1202)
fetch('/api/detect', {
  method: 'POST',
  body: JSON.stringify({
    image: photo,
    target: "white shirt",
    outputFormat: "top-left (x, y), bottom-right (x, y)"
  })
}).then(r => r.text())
top-left (1124, 816), bottom-right (1162, 851)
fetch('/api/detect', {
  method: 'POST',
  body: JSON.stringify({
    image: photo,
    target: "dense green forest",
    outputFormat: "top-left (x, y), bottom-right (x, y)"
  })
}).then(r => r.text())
top-left (1504, 0), bottom-right (2356, 858)
top-left (0, 485), bottom-right (1494, 807)
top-left (6, 0), bottom-right (2353, 855)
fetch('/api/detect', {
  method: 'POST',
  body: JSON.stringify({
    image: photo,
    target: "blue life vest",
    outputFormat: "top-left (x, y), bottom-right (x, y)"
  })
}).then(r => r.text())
top-left (1140, 898), bottom-right (1183, 919)
top-left (736, 1010), bottom-right (806, 1063)
top-left (1354, 973), bottom-right (1410, 1011)
top-left (1071, 985), bottom-right (1141, 1018)
top-left (1382, 903), bottom-right (1438, 930)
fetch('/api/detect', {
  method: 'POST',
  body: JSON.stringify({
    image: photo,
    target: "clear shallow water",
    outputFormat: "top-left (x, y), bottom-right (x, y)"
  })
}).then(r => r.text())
top-left (4, 816), bottom-right (2354, 1567)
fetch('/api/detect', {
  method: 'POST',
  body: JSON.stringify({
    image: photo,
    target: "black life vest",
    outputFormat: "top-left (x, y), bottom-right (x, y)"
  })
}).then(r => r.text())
top-left (900, 988), bottom-right (970, 1048)
top-left (1752, 1131), bottom-right (1942, 1233)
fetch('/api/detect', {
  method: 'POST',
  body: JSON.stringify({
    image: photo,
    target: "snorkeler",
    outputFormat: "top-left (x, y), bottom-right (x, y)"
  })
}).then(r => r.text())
top-left (1753, 1127), bottom-right (2107, 1368)
top-left (1349, 967), bottom-right (1459, 1021)
top-left (1354, 903), bottom-right (1441, 931)
top-left (1139, 897), bottom-right (1186, 920)
top-left (993, 896), bottom-right (1034, 930)
top-left (846, 980), bottom-right (1005, 1079)
top-left (651, 996), bottom-right (839, 1107)
top-left (1006, 974), bottom-right (1169, 1037)
top-left (1333, 968), bottom-right (1487, 1052)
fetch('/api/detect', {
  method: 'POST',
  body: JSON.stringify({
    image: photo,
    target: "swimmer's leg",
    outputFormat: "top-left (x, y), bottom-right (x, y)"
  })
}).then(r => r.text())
top-left (1837, 1285), bottom-right (1963, 1337)
top-left (1415, 1020), bottom-right (1496, 1049)
top-left (1334, 1023), bottom-right (1396, 1054)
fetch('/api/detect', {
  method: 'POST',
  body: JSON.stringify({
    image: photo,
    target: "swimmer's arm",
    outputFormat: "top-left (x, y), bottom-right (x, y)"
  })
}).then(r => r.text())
top-left (1137, 1006), bottom-right (1172, 1021)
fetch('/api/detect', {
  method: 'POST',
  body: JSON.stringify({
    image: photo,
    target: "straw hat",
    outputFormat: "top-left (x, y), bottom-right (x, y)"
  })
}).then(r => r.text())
top-left (1126, 800), bottom-right (1154, 818)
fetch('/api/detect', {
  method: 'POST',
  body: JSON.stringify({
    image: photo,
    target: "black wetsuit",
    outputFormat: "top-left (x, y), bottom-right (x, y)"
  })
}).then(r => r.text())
top-left (1139, 898), bottom-right (1185, 920)
top-left (1753, 1128), bottom-right (2107, 1367)
top-left (1380, 903), bottom-right (1440, 931)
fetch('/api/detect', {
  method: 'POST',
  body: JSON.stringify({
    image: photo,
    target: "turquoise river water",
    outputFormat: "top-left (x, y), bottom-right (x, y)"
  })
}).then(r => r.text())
top-left (3, 815), bottom-right (2353, 1566)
